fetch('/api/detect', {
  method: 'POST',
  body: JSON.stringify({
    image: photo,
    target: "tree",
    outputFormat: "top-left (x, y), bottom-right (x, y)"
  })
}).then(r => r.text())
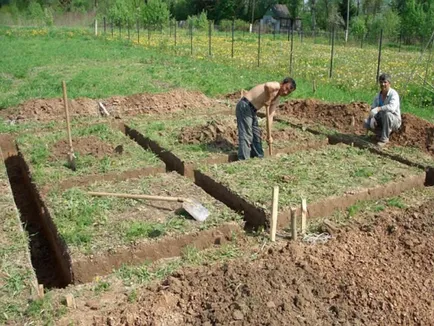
top-left (141, 0), bottom-right (169, 29)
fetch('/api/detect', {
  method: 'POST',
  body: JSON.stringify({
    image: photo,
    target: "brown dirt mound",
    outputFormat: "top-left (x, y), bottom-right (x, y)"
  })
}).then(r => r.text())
top-left (105, 90), bottom-right (219, 117)
top-left (280, 99), bottom-right (434, 154)
top-left (223, 91), bottom-right (244, 101)
top-left (93, 201), bottom-right (434, 325)
top-left (178, 120), bottom-right (307, 152)
top-left (51, 136), bottom-right (116, 160)
top-left (178, 120), bottom-right (238, 151)
top-left (0, 90), bottom-right (223, 122)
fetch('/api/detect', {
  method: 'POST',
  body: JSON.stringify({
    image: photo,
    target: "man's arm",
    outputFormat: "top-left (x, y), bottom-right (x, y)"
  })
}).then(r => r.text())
top-left (371, 94), bottom-right (379, 109)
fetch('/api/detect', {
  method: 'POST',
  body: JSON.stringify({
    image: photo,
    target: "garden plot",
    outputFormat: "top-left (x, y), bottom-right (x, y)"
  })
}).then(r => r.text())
top-left (195, 144), bottom-right (425, 229)
top-left (16, 123), bottom-right (164, 191)
top-left (0, 145), bottom-right (38, 323)
top-left (126, 115), bottom-right (327, 177)
top-left (277, 99), bottom-right (434, 167)
top-left (43, 172), bottom-right (242, 283)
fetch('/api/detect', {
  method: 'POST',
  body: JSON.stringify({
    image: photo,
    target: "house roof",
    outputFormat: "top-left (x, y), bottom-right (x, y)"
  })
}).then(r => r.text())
top-left (270, 4), bottom-right (290, 19)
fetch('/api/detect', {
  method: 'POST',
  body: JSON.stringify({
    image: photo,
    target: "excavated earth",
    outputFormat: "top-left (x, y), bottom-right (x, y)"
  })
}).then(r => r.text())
top-left (84, 201), bottom-right (434, 326)
top-left (51, 136), bottom-right (117, 160)
top-left (279, 99), bottom-right (434, 155)
top-left (178, 119), bottom-right (312, 151)
top-left (0, 90), bottom-right (223, 122)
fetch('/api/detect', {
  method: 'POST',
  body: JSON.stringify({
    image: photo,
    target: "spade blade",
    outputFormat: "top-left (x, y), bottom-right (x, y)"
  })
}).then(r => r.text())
top-left (182, 199), bottom-right (209, 222)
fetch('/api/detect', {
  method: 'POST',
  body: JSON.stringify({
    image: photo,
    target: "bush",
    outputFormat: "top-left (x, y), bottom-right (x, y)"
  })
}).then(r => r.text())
top-left (187, 11), bottom-right (208, 30)
top-left (350, 16), bottom-right (366, 39)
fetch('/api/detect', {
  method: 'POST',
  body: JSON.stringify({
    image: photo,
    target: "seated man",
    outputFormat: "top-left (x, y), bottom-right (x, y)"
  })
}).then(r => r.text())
top-left (364, 73), bottom-right (401, 147)
top-left (236, 77), bottom-right (296, 160)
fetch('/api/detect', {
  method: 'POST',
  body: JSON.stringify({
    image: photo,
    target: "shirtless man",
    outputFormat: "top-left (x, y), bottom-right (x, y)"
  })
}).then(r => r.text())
top-left (236, 77), bottom-right (296, 160)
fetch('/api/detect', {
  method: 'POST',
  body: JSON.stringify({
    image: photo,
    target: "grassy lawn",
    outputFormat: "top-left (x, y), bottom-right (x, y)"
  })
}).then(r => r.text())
top-left (1, 27), bottom-right (433, 122)
top-left (17, 122), bottom-right (162, 187)
top-left (45, 172), bottom-right (241, 258)
top-left (198, 144), bottom-right (423, 211)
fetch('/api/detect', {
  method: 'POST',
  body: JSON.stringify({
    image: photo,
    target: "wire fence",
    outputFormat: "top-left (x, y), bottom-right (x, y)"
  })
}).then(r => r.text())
top-left (95, 17), bottom-right (434, 107)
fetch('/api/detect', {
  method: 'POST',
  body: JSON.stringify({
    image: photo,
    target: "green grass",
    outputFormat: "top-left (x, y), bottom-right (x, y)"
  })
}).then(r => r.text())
top-left (0, 153), bottom-right (38, 324)
top-left (1, 27), bottom-right (432, 122)
top-left (16, 123), bottom-right (162, 186)
top-left (199, 144), bottom-right (423, 211)
top-left (45, 172), bottom-right (241, 257)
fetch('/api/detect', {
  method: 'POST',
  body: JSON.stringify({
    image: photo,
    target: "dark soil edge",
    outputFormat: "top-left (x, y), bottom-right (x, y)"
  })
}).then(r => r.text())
top-left (72, 223), bottom-right (240, 283)
top-left (194, 169), bottom-right (427, 230)
top-left (0, 136), bottom-right (72, 288)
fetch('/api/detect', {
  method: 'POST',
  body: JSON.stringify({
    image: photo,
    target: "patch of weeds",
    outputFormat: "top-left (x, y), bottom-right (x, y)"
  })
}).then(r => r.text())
top-left (25, 293), bottom-right (66, 324)
top-left (181, 245), bottom-right (201, 264)
top-left (127, 289), bottom-right (138, 303)
top-left (124, 221), bottom-right (166, 241)
top-left (386, 197), bottom-right (406, 209)
top-left (93, 280), bottom-right (111, 294)
top-left (351, 168), bottom-right (374, 178)
top-left (347, 203), bottom-right (362, 217)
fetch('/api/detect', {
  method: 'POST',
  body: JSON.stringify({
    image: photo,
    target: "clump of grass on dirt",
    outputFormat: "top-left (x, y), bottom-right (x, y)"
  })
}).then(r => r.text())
top-left (199, 144), bottom-right (423, 211)
top-left (0, 155), bottom-right (37, 324)
top-left (16, 122), bottom-right (162, 186)
top-left (45, 172), bottom-right (241, 257)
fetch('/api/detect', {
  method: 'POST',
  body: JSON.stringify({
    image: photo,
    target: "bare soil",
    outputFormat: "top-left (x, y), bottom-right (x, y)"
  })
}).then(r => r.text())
top-left (178, 119), bottom-right (317, 152)
top-left (279, 99), bottom-right (434, 155)
top-left (51, 136), bottom-right (116, 160)
top-left (0, 90), bottom-right (224, 122)
top-left (86, 201), bottom-right (434, 325)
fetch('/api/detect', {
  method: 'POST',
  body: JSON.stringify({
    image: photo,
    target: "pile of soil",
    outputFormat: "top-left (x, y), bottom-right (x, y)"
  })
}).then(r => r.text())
top-left (0, 90), bottom-right (223, 122)
top-left (0, 98), bottom-right (99, 122)
top-left (105, 90), bottom-right (220, 117)
top-left (51, 136), bottom-right (117, 160)
top-left (280, 99), bottom-right (434, 155)
top-left (94, 201), bottom-right (434, 325)
top-left (178, 120), bottom-right (238, 151)
top-left (223, 91), bottom-right (244, 101)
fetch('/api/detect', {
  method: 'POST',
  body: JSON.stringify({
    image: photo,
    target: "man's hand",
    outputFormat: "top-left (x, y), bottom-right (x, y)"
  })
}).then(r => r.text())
top-left (369, 107), bottom-right (379, 118)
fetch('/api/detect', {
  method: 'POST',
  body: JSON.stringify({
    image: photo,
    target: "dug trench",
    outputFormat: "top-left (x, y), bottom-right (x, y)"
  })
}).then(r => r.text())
top-left (0, 135), bottom-right (243, 285)
top-left (0, 135), bottom-right (72, 288)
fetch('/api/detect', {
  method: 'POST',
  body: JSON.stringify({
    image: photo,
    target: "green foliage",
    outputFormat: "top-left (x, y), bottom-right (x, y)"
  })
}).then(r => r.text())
top-left (27, 0), bottom-right (44, 26)
top-left (108, 0), bottom-right (133, 27)
top-left (368, 9), bottom-right (401, 39)
top-left (141, 0), bottom-right (170, 29)
top-left (351, 15), bottom-right (367, 38)
top-left (187, 10), bottom-right (208, 30)
top-left (219, 19), bottom-right (232, 32)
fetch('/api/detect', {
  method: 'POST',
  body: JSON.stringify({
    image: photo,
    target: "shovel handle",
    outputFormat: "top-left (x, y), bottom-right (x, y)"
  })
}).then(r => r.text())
top-left (265, 104), bottom-right (273, 156)
top-left (62, 81), bottom-right (73, 151)
top-left (88, 191), bottom-right (185, 202)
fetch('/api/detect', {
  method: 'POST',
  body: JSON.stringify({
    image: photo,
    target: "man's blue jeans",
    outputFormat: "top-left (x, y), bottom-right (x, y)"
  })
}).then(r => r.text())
top-left (236, 98), bottom-right (264, 160)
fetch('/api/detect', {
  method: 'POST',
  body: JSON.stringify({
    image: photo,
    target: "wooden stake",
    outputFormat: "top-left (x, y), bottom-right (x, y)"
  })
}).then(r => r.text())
top-left (301, 199), bottom-right (307, 235)
top-left (291, 208), bottom-right (297, 240)
top-left (266, 105), bottom-right (273, 156)
top-left (94, 19), bottom-right (98, 36)
top-left (270, 186), bottom-right (279, 242)
top-left (38, 284), bottom-right (44, 299)
top-left (312, 79), bottom-right (317, 93)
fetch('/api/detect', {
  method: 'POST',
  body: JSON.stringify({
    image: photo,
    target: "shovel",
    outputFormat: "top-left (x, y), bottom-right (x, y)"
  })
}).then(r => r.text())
top-left (87, 191), bottom-right (210, 222)
top-left (62, 81), bottom-right (76, 171)
top-left (265, 104), bottom-right (273, 156)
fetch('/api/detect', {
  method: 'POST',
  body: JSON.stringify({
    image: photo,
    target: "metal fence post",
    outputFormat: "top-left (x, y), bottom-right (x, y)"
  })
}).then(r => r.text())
top-left (190, 24), bottom-right (193, 55)
top-left (208, 20), bottom-right (212, 56)
top-left (103, 17), bottom-right (106, 34)
top-left (258, 22), bottom-right (261, 67)
top-left (231, 19), bottom-right (235, 58)
top-left (376, 29), bottom-right (383, 83)
top-left (137, 19), bottom-right (140, 44)
top-left (329, 27), bottom-right (335, 78)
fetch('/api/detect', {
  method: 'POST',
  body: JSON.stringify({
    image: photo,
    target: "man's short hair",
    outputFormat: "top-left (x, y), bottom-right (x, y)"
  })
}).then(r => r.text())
top-left (282, 77), bottom-right (296, 90)
top-left (379, 73), bottom-right (391, 83)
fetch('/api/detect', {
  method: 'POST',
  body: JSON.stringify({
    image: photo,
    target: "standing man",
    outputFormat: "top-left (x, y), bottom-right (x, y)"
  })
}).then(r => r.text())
top-left (236, 77), bottom-right (296, 160)
top-left (364, 73), bottom-right (401, 147)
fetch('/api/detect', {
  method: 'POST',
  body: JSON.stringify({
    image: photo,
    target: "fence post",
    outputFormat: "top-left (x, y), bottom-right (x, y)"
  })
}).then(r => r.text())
top-left (169, 20), bottom-right (172, 37)
top-left (329, 26), bottom-right (335, 78)
top-left (208, 20), bottom-right (212, 56)
top-left (137, 19), bottom-right (140, 44)
top-left (231, 19), bottom-right (235, 58)
top-left (111, 20), bottom-right (113, 37)
top-left (287, 23), bottom-right (290, 41)
top-left (257, 22), bottom-right (261, 67)
top-left (95, 19), bottom-right (98, 36)
top-left (399, 33), bottom-right (402, 53)
top-left (119, 23), bottom-right (121, 38)
top-left (289, 26), bottom-right (294, 75)
top-left (103, 17), bottom-right (106, 34)
top-left (424, 39), bottom-right (433, 85)
top-left (190, 24), bottom-right (193, 55)
top-left (148, 25), bottom-right (151, 44)
top-left (376, 29), bottom-right (383, 83)
top-left (174, 20), bottom-right (177, 48)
